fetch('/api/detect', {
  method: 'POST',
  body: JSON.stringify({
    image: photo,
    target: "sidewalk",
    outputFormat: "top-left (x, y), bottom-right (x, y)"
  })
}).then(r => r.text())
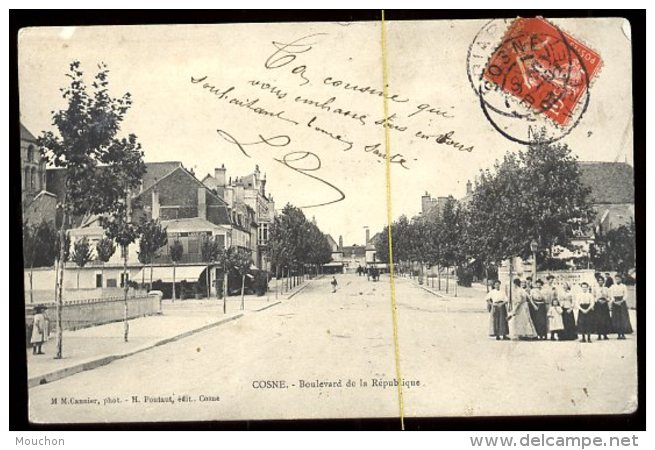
top-left (27, 280), bottom-right (312, 388)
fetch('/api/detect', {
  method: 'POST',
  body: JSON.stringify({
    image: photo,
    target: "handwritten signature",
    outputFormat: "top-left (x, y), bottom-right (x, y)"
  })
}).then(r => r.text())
top-left (216, 129), bottom-right (345, 208)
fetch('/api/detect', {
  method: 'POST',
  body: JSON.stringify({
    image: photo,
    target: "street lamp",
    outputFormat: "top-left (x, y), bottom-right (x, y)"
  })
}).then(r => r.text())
top-left (530, 239), bottom-right (538, 281)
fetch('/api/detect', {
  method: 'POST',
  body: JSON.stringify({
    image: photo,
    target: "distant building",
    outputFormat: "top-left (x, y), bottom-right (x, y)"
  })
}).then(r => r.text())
top-left (21, 124), bottom-right (57, 226)
top-left (420, 192), bottom-right (450, 219)
top-left (202, 164), bottom-right (275, 270)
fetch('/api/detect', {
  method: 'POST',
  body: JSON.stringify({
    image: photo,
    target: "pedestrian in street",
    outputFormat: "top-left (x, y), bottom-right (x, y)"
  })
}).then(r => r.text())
top-left (331, 276), bottom-right (338, 293)
top-left (594, 277), bottom-right (611, 341)
top-left (508, 278), bottom-right (537, 340)
top-left (576, 282), bottom-right (596, 343)
top-left (609, 274), bottom-right (632, 339)
top-left (558, 282), bottom-right (578, 341)
top-left (485, 280), bottom-right (509, 340)
top-left (529, 279), bottom-right (549, 340)
top-left (30, 305), bottom-right (48, 355)
top-left (366, 266), bottom-right (371, 281)
top-left (547, 296), bottom-right (564, 340)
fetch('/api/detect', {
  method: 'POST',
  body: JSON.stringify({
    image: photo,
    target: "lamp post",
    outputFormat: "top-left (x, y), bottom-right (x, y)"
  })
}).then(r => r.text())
top-left (530, 239), bottom-right (538, 282)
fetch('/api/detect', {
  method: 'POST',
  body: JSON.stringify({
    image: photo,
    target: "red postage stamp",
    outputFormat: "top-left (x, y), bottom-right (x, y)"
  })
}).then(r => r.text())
top-left (483, 17), bottom-right (602, 127)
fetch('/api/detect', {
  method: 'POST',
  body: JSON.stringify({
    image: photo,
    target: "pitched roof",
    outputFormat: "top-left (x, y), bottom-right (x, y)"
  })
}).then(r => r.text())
top-left (20, 124), bottom-right (37, 143)
top-left (579, 161), bottom-right (634, 204)
top-left (141, 161), bottom-right (183, 193)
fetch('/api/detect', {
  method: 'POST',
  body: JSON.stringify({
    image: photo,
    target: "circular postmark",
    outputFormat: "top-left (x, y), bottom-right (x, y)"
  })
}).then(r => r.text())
top-left (466, 17), bottom-right (599, 145)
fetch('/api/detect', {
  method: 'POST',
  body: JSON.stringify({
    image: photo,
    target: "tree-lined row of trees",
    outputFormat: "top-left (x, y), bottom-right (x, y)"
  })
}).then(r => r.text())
top-left (267, 204), bottom-right (333, 289)
top-left (374, 135), bottom-right (633, 287)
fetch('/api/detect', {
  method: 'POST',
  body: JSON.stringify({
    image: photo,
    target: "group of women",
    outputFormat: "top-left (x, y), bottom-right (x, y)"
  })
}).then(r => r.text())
top-left (486, 274), bottom-right (633, 342)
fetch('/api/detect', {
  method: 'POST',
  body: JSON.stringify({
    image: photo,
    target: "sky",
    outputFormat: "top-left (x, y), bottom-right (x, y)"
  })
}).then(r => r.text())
top-left (18, 18), bottom-right (634, 245)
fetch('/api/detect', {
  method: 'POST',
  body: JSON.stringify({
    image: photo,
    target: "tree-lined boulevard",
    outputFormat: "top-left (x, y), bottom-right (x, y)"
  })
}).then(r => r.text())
top-left (29, 274), bottom-right (636, 423)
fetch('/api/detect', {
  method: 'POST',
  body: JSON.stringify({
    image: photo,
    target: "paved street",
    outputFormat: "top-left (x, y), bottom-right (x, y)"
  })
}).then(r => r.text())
top-left (29, 274), bottom-right (638, 423)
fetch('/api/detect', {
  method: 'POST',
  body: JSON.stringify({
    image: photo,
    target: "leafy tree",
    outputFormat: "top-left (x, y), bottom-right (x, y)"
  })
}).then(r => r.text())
top-left (169, 240), bottom-right (184, 301)
top-left (95, 237), bottom-right (116, 289)
top-left (592, 221), bottom-right (636, 274)
top-left (70, 237), bottom-right (93, 288)
top-left (137, 219), bottom-right (168, 291)
top-left (23, 220), bottom-right (59, 303)
top-left (38, 61), bottom-right (145, 356)
top-left (200, 235), bottom-right (222, 298)
top-left (233, 247), bottom-right (254, 310)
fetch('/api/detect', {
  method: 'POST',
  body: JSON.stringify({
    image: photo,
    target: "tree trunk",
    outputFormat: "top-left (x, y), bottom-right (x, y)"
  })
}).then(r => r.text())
top-left (101, 262), bottom-right (104, 290)
top-left (54, 209), bottom-right (68, 360)
top-left (172, 262), bottom-right (176, 303)
top-left (122, 246), bottom-right (130, 342)
top-left (206, 264), bottom-right (210, 299)
top-left (149, 263), bottom-right (153, 292)
top-left (485, 265), bottom-right (490, 293)
top-left (437, 263), bottom-right (441, 290)
top-left (223, 270), bottom-right (228, 314)
top-left (275, 265), bottom-right (279, 300)
top-left (240, 274), bottom-right (245, 310)
top-left (29, 267), bottom-right (33, 304)
top-left (446, 267), bottom-right (449, 294)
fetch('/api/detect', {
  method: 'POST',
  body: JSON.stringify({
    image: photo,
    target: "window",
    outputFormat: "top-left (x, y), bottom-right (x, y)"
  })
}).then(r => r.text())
top-left (107, 278), bottom-right (117, 288)
top-left (27, 145), bottom-right (34, 162)
top-left (258, 223), bottom-right (269, 246)
top-left (120, 273), bottom-right (129, 288)
top-left (30, 167), bottom-right (36, 191)
top-left (96, 274), bottom-right (103, 288)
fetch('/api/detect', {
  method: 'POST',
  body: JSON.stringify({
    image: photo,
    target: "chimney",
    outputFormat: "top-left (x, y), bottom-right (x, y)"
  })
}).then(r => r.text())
top-left (466, 179), bottom-right (473, 195)
top-left (198, 187), bottom-right (206, 220)
top-left (260, 172), bottom-right (267, 196)
top-left (421, 191), bottom-right (432, 214)
top-left (365, 228), bottom-right (370, 244)
top-left (214, 164), bottom-right (226, 188)
top-left (338, 235), bottom-right (343, 250)
top-left (152, 189), bottom-right (160, 220)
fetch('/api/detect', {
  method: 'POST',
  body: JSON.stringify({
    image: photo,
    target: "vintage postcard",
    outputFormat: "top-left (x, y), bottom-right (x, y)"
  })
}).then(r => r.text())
top-left (19, 16), bottom-right (637, 424)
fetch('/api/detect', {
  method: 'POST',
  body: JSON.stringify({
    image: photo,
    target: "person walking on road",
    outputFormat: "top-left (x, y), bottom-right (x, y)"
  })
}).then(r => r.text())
top-left (30, 305), bottom-right (48, 355)
top-left (331, 276), bottom-right (338, 293)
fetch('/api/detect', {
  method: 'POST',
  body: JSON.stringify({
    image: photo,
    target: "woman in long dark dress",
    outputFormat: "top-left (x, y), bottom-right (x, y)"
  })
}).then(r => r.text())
top-left (529, 279), bottom-right (549, 340)
top-left (559, 282), bottom-right (578, 340)
top-left (576, 282), bottom-right (596, 343)
top-left (485, 280), bottom-right (509, 340)
top-left (594, 277), bottom-right (611, 340)
top-left (609, 275), bottom-right (633, 339)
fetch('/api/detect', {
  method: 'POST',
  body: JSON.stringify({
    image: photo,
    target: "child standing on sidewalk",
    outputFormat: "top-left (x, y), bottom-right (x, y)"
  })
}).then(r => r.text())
top-left (547, 297), bottom-right (564, 340)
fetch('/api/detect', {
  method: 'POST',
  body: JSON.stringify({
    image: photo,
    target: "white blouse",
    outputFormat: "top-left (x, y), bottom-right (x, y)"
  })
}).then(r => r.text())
top-left (608, 283), bottom-right (628, 299)
top-left (485, 289), bottom-right (507, 304)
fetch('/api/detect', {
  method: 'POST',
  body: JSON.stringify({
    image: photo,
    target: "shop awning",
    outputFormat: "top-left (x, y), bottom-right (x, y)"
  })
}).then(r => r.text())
top-left (135, 265), bottom-right (206, 283)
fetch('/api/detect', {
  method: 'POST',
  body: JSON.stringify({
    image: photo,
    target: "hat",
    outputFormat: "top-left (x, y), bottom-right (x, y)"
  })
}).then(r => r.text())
top-left (535, 279), bottom-right (544, 285)
top-left (34, 304), bottom-right (47, 313)
top-left (546, 274), bottom-right (555, 280)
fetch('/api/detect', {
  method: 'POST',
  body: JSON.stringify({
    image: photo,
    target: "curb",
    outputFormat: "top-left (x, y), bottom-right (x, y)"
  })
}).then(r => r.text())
top-left (28, 313), bottom-right (244, 389)
top-left (415, 283), bottom-right (446, 298)
top-left (286, 280), bottom-right (312, 299)
top-left (254, 301), bottom-right (282, 312)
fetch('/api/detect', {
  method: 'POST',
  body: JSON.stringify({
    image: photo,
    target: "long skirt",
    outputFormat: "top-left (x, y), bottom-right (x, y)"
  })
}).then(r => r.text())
top-left (595, 299), bottom-right (612, 335)
top-left (509, 302), bottom-right (537, 339)
top-left (529, 301), bottom-right (548, 337)
top-left (559, 308), bottom-right (578, 340)
top-left (577, 304), bottom-right (596, 334)
top-left (492, 304), bottom-right (509, 337)
top-left (611, 301), bottom-right (633, 334)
